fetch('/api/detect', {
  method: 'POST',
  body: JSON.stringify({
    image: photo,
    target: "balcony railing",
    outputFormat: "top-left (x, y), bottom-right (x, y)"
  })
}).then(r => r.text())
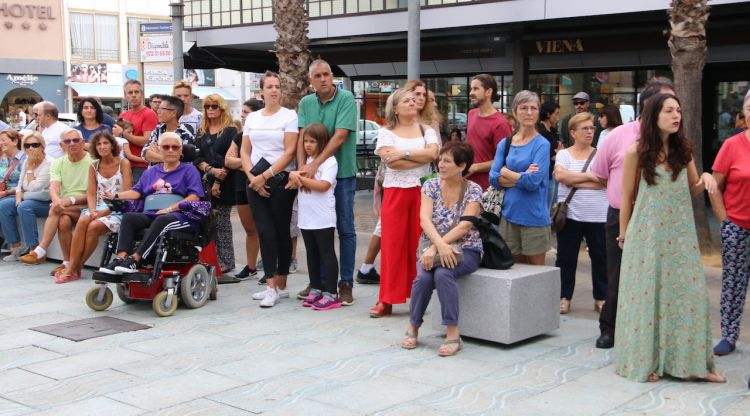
top-left (184, 0), bottom-right (483, 29)
top-left (71, 48), bottom-right (120, 62)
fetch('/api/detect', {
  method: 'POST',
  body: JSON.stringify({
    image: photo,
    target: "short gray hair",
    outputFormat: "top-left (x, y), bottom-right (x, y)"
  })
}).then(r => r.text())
top-left (308, 59), bottom-right (331, 77)
top-left (60, 128), bottom-right (82, 141)
top-left (511, 90), bottom-right (540, 113)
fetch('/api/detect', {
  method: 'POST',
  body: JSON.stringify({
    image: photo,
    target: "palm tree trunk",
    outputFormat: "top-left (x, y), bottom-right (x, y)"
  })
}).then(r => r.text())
top-left (273, 0), bottom-right (311, 110)
top-left (668, 0), bottom-right (715, 254)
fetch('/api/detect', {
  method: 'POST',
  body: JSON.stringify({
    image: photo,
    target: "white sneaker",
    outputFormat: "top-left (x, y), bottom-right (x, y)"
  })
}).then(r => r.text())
top-left (252, 287), bottom-right (272, 300)
top-left (3, 245), bottom-right (27, 262)
top-left (259, 289), bottom-right (279, 308)
top-left (277, 288), bottom-right (289, 299)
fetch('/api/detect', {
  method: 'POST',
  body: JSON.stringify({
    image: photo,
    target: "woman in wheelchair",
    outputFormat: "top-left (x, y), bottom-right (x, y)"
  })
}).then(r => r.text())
top-left (98, 132), bottom-right (205, 274)
top-left (55, 131), bottom-right (132, 283)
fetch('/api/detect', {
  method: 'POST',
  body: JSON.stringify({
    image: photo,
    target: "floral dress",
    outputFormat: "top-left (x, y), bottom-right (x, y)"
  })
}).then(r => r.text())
top-left (420, 178), bottom-right (483, 255)
top-left (615, 166), bottom-right (715, 382)
top-left (81, 159), bottom-right (124, 232)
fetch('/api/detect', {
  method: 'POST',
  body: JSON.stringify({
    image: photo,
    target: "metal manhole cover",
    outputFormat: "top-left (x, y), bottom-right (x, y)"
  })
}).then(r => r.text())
top-left (30, 316), bottom-right (151, 342)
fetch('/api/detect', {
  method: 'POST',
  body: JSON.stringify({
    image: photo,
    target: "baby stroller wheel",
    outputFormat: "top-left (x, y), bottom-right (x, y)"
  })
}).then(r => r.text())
top-left (85, 286), bottom-right (113, 311)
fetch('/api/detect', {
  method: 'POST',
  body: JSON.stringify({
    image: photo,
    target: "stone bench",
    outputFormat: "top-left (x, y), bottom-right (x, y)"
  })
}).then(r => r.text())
top-left (39, 218), bottom-right (107, 268)
top-left (430, 264), bottom-right (560, 344)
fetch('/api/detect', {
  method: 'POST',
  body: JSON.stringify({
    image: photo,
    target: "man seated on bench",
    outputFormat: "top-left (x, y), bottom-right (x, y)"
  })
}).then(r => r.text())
top-left (21, 129), bottom-right (92, 277)
top-left (98, 132), bottom-right (204, 275)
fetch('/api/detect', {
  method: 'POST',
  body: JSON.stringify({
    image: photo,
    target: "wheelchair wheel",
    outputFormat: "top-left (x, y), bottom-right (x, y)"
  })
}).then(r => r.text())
top-left (116, 284), bottom-right (136, 304)
top-left (209, 280), bottom-right (218, 301)
top-left (180, 264), bottom-right (211, 309)
top-left (153, 291), bottom-right (178, 317)
top-left (85, 286), bottom-right (113, 311)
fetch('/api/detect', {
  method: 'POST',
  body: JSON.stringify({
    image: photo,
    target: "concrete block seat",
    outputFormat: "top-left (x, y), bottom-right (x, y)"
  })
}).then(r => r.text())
top-left (430, 264), bottom-right (560, 344)
top-left (38, 217), bottom-right (107, 268)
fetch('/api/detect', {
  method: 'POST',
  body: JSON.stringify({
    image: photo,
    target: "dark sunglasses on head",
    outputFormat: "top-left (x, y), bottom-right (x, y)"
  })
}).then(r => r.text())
top-left (160, 144), bottom-right (181, 151)
top-left (23, 142), bottom-right (42, 149)
top-left (62, 138), bottom-right (82, 145)
top-left (203, 104), bottom-right (220, 110)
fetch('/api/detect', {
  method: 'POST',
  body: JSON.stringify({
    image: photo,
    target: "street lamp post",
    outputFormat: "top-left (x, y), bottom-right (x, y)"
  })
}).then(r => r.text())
top-left (170, 1), bottom-right (185, 82)
top-left (407, 0), bottom-right (420, 80)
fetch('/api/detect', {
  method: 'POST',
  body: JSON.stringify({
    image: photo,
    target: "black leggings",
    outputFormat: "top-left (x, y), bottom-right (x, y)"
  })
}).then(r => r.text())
top-left (301, 228), bottom-right (338, 294)
top-left (247, 175), bottom-right (297, 279)
top-left (116, 213), bottom-right (191, 260)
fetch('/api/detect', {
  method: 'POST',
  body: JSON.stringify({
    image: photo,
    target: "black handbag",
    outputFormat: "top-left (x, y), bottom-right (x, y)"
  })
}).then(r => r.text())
top-left (250, 157), bottom-right (286, 190)
top-left (462, 213), bottom-right (514, 270)
top-left (550, 149), bottom-right (597, 233)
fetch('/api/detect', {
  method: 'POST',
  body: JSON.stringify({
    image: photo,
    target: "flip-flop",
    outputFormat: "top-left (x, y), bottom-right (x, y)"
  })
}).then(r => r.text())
top-left (54, 272), bottom-right (81, 284)
top-left (438, 337), bottom-right (463, 357)
top-left (401, 331), bottom-right (418, 350)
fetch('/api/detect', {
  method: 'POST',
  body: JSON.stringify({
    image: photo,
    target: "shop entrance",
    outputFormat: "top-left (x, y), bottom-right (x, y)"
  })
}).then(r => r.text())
top-left (1, 87), bottom-right (42, 129)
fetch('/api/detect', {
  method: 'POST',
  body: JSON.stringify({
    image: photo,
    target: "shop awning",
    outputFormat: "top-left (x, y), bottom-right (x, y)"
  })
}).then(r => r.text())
top-left (68, 82), bottom-right (125, 98)
top-left (144, 85), bottom-right (238, 101)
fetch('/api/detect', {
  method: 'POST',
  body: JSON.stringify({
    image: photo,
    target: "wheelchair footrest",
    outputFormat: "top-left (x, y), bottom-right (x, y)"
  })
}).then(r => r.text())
top-left (122, 272), bottom-right (151, 283)
top-left (91, 272), bottom-right (123, 284)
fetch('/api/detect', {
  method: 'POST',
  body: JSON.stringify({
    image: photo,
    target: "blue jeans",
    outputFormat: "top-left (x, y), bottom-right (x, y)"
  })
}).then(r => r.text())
top-left (335, 177), bottom-right (356, 285)
top-left (0, 197), bottom-right (49, 246)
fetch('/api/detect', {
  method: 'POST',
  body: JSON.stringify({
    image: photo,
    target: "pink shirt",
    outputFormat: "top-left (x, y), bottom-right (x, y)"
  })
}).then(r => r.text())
top-left (590, 120), bottom-right (640, 209)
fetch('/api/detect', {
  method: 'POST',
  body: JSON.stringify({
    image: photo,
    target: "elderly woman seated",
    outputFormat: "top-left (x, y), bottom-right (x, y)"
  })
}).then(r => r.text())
top-left (98, 132), bottom-right (204, 274)
top-left (401, 141), bottom-right (483, 357)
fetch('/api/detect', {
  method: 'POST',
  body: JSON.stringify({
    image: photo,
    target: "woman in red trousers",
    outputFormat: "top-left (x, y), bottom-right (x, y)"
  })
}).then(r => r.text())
top-left (372, 88), bottom-right (440, 317)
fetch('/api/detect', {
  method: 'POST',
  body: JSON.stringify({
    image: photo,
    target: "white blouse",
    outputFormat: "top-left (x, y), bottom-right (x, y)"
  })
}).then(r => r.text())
top-left (375, 127), bottom-right (439, 188)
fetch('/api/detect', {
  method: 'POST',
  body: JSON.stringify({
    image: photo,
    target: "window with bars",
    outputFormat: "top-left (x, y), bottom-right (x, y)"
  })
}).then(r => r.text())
top-left (70, 13), bottom-right (120, 61)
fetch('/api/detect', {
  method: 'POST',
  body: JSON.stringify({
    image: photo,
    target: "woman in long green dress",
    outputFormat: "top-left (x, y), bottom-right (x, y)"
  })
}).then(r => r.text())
top-left (616, 93), bottom-right (725, 383)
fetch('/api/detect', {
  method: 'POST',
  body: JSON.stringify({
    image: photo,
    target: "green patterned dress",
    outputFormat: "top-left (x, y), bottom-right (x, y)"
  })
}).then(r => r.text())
top-left (615, 166), bottom-right (715, 382)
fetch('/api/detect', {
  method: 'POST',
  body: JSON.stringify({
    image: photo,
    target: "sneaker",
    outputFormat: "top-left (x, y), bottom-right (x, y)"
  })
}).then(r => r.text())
top-left (3, 245), bottom-right (27, 262)
top-left (714, 339), bottom-right (736, 356)
top-left (302, 289), bottom-right (322, 307)
top-left (356, 268), bottom-right (380, 284)
top-left (99, 257), bottom-right (126, 275)
top-left (258, 276), bottom-right (267, 285)
top-left (234, 266), bottom-right (257, 281)
top-left (277, 288), bottom-right (290, 299)
top-left (339, 282), bottom-right (354, 306)
top-left (114, 256), bottom-right (139, 274)
top-left (256, 258), bottom-right (264, 271)
top-left (289, 258), bottom-right (298, 274)
top-left (259, 288), bottom-right (279, 308)
top-left (252, 287), bottom-right (273, 300)
top-left (297, 284), bottom-right (312, 300)
top-left (312, 293), bottom-right (342, 311)
top-left (20, 251), bottom-right (46, 265)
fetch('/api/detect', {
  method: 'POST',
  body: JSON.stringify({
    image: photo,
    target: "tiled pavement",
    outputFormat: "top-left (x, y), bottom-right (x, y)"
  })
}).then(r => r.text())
top-left (0, 191), bottom-right (749, 415)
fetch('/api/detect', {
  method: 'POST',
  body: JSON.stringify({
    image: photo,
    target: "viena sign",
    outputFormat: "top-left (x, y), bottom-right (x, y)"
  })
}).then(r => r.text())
top-left (6, 74), bottom-right (39, 87)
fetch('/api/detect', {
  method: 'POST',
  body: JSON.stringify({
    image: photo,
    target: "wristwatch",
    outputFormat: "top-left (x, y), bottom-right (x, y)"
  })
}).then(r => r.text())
top-left (404, 150), bottom-right (412, 160)
top-left (69, 196), bottom-right (76, 205)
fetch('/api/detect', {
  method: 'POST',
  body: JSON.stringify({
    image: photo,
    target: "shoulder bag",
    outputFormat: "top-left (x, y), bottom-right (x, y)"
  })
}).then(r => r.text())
top-left (0, 157), bottom-right (21, 192)
top-left (418, 180), bottom-right (467, 265)
top-left (551, 148), bottom-right (597, 233)
top-left (481, 137), bottom-right (512, 225)
top-left (462, 214), bottom-right (514, 270)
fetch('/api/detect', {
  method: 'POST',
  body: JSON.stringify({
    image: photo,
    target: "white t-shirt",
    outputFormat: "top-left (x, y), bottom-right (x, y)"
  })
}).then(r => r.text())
top-left (298, 156), bottom-right (338, 230)
top-left (375, 127), bottom-right (439, 188)
top-left (179, 108), bottom-right (202, 136)
top-left (115, 137), bottom-right (129, 159)
top-left (556, 149), bottom-right (608, 223)
top-left (17, 111), bottom-right (27, 128)
top-left (42, 121), bottom-right (69, 159)
top-left (243, 107), bottom-right (298, 171)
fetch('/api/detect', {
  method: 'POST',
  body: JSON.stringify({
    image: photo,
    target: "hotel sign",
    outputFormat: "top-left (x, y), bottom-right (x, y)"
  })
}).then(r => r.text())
top-left (0, 3), bottom-right (56, 30)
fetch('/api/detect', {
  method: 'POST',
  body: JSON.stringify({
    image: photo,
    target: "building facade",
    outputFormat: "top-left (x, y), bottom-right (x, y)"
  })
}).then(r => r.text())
top-left (182, 0), bottom-right (750, 170)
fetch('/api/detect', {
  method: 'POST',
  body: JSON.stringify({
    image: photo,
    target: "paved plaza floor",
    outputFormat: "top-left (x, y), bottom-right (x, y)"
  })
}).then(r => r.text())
top-left (0, 191), bottom-right (748, 415)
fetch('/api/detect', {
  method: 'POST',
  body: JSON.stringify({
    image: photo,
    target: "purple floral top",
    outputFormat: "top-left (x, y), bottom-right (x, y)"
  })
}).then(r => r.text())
top-left (421, 178), bottom-right (483, 254)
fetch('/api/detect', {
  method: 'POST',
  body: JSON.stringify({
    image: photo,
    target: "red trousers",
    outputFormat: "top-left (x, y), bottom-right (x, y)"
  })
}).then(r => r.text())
top-left (379, 186), bottom-right (422, 304)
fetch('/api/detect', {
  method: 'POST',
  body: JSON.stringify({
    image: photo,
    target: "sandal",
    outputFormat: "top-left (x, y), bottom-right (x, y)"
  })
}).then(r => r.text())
top-left (690, 373), bottom-right (727, 383)
top-left (401, 330), bottom-right (418, 350)
top-left (438, 337), bottom-right (463, 357)
top-left (54, 272), bottom-right (81, 284)
top-left (50, 263), bottom-right (65, 277)
top-left (369, 303), bottom-right (392, 318)
top-left (560, 298), bottom-right (570, 314)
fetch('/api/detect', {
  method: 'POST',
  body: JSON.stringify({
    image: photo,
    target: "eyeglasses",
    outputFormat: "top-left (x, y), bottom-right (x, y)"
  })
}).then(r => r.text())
top-left (517, 105), bottom-right (539, 113)
top-left (157, 107), bottom-right (175, 113)
top-left (23, 142), bottom-right (41, 149)
top-left (203, 104), bottom-right (220, 110)
top-left (62, 138), bottom-right (82, 145)
top-left (573, 101), bottom-right (588, 106)
top-left (577, 126), bottom-right (597, 132)
top-left (160, 144), bottom-right (181, 151)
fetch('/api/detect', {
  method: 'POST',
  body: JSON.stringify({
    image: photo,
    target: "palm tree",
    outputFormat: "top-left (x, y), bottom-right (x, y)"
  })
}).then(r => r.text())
top-left (273, 0), bottom-right (311, 110)
top-left (667, 0), bottom-right (713, 253)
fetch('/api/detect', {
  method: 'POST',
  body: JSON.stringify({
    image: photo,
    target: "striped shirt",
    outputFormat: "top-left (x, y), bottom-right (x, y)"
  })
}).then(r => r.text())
top-left (556, 149), bottom-right (608, 223)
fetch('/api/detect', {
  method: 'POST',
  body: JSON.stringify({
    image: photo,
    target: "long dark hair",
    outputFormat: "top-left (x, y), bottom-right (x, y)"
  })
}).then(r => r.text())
top-left (637, 93), bottom-right (692, 186)
top-left (77, 97), bottom-right (104, 124)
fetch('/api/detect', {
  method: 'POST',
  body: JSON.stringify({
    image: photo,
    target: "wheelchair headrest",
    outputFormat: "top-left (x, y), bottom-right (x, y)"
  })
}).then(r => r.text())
top-left (181, 144), bottom-right (198, 163)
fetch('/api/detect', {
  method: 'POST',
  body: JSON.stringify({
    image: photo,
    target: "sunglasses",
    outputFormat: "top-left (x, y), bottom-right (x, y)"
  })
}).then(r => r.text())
top-left (203, 104), bottom-right (220, 110)
top-left (573, 101), bottom-right (588, 106)
top-left (23, 142), bottom-right (41, 149)
top-left (62, 138), bottom-right (82, 145)
top-left (160, 144), bottom-right (181, 151)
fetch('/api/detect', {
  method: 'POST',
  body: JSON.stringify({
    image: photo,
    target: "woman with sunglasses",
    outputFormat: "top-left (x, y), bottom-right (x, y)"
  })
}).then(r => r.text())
top-left (99, 132), bottom-right (204, 274)
top-left (0, 130), bottom-right (35, 261)
top-left (55, 131), bottom-right (132, 283)
top-left (195, 94), bottom-right (240, 273)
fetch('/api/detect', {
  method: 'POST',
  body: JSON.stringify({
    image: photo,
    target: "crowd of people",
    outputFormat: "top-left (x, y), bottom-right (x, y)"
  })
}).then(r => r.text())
top-left (0, 62), bottom-right (748, 384)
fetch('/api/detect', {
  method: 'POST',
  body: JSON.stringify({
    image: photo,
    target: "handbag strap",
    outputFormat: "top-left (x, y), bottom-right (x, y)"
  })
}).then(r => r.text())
top-left (418, 123), bottom-right (439, 173)
top-left (2, 156), bottom-right (21, 184)
top-left (562, 148), bottom-right (597, 205)
top-left (444, 180), bottom-right (467, 235)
